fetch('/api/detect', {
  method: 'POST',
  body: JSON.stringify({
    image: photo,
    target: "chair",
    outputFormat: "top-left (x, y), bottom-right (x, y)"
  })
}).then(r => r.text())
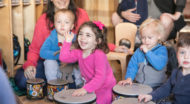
top-left (107, 23), bottom-right (137, 80)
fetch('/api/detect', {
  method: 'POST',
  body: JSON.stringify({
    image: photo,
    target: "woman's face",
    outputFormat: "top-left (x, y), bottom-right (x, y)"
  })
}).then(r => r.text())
top-left (51, 0), bottom-right (70, 11)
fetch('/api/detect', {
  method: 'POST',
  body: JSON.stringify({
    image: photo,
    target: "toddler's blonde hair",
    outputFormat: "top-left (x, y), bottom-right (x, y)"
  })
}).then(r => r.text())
top-left (139, 18), bottom-right (165, 38)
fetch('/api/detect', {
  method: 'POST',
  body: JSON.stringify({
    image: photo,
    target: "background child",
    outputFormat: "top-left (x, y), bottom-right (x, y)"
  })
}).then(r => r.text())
top-left (40, 9), bottom-right (76, 82)
top-left (119, 18), bottom-right (168, 89)
top-left (59, 21), bottom-right (116, 104)
top-left (138, 33), bottom-right (190, 104)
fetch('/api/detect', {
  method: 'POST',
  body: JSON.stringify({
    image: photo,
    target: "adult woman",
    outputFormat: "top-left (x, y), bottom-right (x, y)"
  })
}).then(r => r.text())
top-left (112, 0), bottom-right (186, 41)
top-left (15, 0), bottom-right (89, 90)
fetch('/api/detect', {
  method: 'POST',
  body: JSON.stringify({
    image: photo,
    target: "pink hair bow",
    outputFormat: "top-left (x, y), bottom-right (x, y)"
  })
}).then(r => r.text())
top-left (93, 21), bottom-right (104, 30)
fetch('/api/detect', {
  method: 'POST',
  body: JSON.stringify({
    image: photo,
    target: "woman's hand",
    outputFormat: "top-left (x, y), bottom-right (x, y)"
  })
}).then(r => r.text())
top-left (138, 94), bottom-right (152, 103)
top-left (162, 12), bottom-right (181, 21)
top-left (118, 78), bottom-right (132, 85)
top-left (72, 88), bottom-right (87, 96)
top-left (24, 66), bottom-right (36, 79)
top-left (64, 31), bottom-right (74, 43)
top-left (121, 8), bottom-right (141, 23)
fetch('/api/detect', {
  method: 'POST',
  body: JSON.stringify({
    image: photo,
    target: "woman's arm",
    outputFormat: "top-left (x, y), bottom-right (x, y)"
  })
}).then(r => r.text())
top-left (23, 14), bottom-right (51, 69)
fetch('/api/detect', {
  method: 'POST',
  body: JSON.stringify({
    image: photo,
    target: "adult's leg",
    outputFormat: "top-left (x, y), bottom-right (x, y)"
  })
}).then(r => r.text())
top-left (160, 13), bottom-right (174, 41)
top-left (44, 60), bottom-right (61, 81)
top-left (14, 59), bottom-right (46, 90)
top-left (112, 12), bottom-right (123, 26)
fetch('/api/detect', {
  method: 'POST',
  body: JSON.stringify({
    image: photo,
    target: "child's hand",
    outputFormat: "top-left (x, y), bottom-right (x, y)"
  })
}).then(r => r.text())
top-left (140, 45), bottom-right (149, 53)
top-left (138, 94), bottom-right (152, 103)
top-left (64, 31), bottom-right (74, 43)
top-left (72, 88), bottom-right (87, 96)
top-left (118, 78), bottom-right (132, 85)
top-left (114, 46), bottom-right (129, 53)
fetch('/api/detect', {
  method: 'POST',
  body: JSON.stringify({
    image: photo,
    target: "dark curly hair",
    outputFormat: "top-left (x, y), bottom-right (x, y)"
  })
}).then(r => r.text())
top-left (74, 21), bottom-right (109, 54)
top-left (45, 0), bottom-right (77, 30)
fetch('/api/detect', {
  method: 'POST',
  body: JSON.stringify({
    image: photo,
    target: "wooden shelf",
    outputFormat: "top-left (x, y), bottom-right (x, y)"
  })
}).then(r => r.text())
top-left (23, 0), bottom-right (30, 6)
top-left (0, 0), bottom-right (45, 77)
top-left (35, 0), bottom-right (40, 5)
top-left (0, 3), bottom-right (5, 7)
top-left (0, 0), bottom-right (13, 76)
top-left (43, 0), bottom-right (47, 5)
top-left (0, 0), bottom-right (5, 7)
top-left (12, 0), bottom-right (19, 6)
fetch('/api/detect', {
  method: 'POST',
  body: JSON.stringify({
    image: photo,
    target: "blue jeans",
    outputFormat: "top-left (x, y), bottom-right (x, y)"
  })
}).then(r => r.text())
top-left (14, 59), bottom-right (76, 90)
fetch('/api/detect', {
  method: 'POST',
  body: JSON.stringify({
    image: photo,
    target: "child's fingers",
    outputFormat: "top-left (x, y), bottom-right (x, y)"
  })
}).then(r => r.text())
top-left (118, 81), bottom-right (123, 85)
top-left (138, 95), bottom-right (145, 102)
top-left (24, 72), bottom-right (29, 79)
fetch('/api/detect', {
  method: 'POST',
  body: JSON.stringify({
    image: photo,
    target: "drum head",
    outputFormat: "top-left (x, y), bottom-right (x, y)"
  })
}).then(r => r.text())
top-left (54, 89), bottom-right (96, 104)
top-left (27, 78), bottom-right (44, 84)
top-left (112, 98), bottom-right (155, 104)
top-left (113, 83), bottom-right (152, 97)
top-left (48, 79), bottom-right (68, 85)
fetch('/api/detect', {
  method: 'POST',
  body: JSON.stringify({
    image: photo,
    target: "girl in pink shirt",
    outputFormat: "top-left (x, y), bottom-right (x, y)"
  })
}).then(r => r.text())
top-left (59, 21), bottom-right (116, 104)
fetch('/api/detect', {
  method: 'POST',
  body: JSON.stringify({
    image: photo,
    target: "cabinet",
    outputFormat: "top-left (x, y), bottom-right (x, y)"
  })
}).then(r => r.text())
top-left (0, 0), bottom-right (47, 77)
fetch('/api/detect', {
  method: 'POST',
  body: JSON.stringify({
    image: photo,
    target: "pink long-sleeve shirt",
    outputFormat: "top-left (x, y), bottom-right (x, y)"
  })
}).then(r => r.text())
top-left (23, 8), bottom-right (89, 69)
top-left (59, 42), bottom-right (116, 100)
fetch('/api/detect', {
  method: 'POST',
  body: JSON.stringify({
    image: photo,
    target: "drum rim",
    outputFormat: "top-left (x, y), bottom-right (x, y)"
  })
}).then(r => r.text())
top-left (47, 79), bottom-right (69, 85)
top-left (26, 82), bottom-right (45, 85)
top-left (113, 89), bottom-right (138, 97)
top-left (47, 83), bottom-right (69, 86)
top-left (26, 78), bottom-right (45, 84)
top-left (54, 98), bottom-right (96, 104)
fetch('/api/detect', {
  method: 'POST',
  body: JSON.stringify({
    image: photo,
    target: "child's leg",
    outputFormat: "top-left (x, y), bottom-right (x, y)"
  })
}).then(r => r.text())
top-left (72, 65), bottom-right (83, 88)
top-left (160, 14), bottom-right (174, 41)
top-left (44, 60), bottom-right (61, 81)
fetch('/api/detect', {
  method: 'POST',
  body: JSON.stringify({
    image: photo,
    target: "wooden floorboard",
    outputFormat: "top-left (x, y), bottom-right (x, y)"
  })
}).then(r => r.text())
top-left (17, 96), bottom-right (55, 104)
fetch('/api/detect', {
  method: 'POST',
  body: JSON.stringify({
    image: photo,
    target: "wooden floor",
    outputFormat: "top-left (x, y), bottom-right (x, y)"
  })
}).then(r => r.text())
top-left (17, 96), bottom-right (55, 104)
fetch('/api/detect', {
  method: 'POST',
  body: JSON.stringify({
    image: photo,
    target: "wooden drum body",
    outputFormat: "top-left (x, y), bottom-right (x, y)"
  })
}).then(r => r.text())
top-left (26, 78), bottom-right (45, 99)
top-left (54, 89), bottom-right (96, 104)
top-left (47, 79), bottom-right (68, 100)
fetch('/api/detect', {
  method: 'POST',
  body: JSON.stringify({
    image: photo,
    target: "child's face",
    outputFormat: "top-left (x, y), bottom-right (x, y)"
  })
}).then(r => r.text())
top-left (51, 0), bottom-right (70, 11)
top-left (77, 26), bottom-right (97, 52)
top-left (141, 26), bottom-right (160, 50)
top-left (54, 12), bottom-right (74, 36)
top-left (177, 46), bottom-right (190, 70)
